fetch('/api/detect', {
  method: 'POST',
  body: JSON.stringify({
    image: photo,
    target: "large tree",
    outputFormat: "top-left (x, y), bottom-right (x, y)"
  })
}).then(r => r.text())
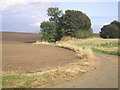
top-left (57, 10), bottom-right (92, 39)
top-left (100, 20), bottom-right (120, 38)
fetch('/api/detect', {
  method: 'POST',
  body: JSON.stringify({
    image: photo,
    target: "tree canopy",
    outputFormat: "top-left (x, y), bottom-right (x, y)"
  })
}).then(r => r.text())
top-left (40, 8), bottom-right (93, 42)
top-left (57, 10), bottom-right (92, 39)
top-left (47, 7), bottom-right (63, 22)
top-left (40, 7), bottom-right (63, 42)
top-left (100, 20), bottom-right (120, 38)
top-left (40, 21), bottom-right (57, 42)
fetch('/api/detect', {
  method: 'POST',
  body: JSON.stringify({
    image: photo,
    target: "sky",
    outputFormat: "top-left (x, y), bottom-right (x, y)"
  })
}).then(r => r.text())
top-left (0, 0), bottom-right (119, 33)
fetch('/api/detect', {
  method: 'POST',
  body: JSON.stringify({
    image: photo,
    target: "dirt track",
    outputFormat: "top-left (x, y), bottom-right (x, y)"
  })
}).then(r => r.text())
top-left (2, 32), bottom-right (79, 73)
top-left (47, 52), bottom-right (118, 88)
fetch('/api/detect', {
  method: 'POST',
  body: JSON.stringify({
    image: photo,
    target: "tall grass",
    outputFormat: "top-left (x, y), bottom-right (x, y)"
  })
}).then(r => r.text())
top-left (55, 38), bottom-right (119, 56)
top-left (55, 43), bottom-right (94, 59)
top-left (34, 40), bottom-right (95, 59)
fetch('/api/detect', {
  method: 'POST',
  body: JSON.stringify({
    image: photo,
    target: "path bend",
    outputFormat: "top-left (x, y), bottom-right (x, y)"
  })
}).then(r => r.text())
top-left (48, 52), bottom-right (118, 88)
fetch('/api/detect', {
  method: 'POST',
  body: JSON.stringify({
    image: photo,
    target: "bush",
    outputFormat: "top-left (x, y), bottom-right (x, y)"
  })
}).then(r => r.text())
top-left (100, 20), bottom-right (120, 38)
top-left (74, 28), bottom-right (93, 38)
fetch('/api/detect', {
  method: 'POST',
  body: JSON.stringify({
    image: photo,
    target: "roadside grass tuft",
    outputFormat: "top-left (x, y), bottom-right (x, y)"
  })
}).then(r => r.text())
top-left (93, 48), bottom-right (120, 56)
top-left (2, 72), bottom-right (50, 88)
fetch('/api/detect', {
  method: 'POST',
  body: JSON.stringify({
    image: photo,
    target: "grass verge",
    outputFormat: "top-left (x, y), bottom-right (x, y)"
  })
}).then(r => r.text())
top-left (93, 48), bottom-right (120, 56)
top-left (54, 38), bottom-right (119, 56)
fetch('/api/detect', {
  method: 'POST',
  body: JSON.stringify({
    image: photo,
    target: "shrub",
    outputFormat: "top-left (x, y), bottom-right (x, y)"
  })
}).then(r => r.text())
top-left (74, 28), bottom-right (93, 38)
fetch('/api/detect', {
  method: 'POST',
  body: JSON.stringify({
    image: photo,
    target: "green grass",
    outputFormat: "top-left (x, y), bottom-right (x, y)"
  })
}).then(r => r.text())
top-left (55, 38), bottom-right (119, 56)
top-left (98, 41), bottom-right (119, 47)
top-left (93, 48), bottom-right (120, 56)
top-left (2, 71), bottom-right (52, 88)
top-left (3, 68), bottom-right (85, 88)
top-left (93, 41), bottom-right (119, 55)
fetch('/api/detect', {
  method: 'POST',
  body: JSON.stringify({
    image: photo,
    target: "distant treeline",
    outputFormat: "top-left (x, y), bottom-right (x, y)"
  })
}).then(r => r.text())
top-left (40, 7), bottom-right (120, 42)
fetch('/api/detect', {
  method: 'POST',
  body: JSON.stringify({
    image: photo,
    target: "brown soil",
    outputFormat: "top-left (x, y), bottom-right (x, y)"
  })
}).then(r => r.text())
top-left (2, 32), bottom-right (80, 73)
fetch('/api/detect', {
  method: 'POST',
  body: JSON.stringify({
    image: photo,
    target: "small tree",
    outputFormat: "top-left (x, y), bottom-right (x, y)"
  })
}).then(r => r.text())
top-left (40, 7), bottom-right (63, 42)
top-left (40, 21), bottom-right (56, 42)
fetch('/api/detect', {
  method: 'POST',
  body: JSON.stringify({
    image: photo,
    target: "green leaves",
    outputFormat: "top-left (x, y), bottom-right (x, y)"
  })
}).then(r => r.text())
top-left (100, 20), bottom-right (120, 38)
top-left (40, 7), bottom-right (63, 42)
top-left (74, 29), bottom-right (92, 38)
top-left (40, 21), bottom-right (57, 42)
top-left (57, 10), bottom-right (92, 38)
top-left (40, 8), bottom-right (92, 42)
top-left (47, 7), bottom-right (63, 22)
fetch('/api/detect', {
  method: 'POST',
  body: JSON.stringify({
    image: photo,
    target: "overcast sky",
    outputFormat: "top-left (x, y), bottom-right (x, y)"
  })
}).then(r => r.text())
top-left (0, 0), bottom-right (119, 33)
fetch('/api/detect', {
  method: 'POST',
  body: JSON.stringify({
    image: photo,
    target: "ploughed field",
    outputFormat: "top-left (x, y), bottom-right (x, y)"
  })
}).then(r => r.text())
top-left (2, 32), bottom-right (79, 73)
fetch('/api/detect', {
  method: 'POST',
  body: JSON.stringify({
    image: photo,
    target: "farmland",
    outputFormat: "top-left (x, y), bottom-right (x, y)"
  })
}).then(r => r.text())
top-left (2, 32), bottom-right (118, 88)
top-left (2, 32), bottom-right (99, 88)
